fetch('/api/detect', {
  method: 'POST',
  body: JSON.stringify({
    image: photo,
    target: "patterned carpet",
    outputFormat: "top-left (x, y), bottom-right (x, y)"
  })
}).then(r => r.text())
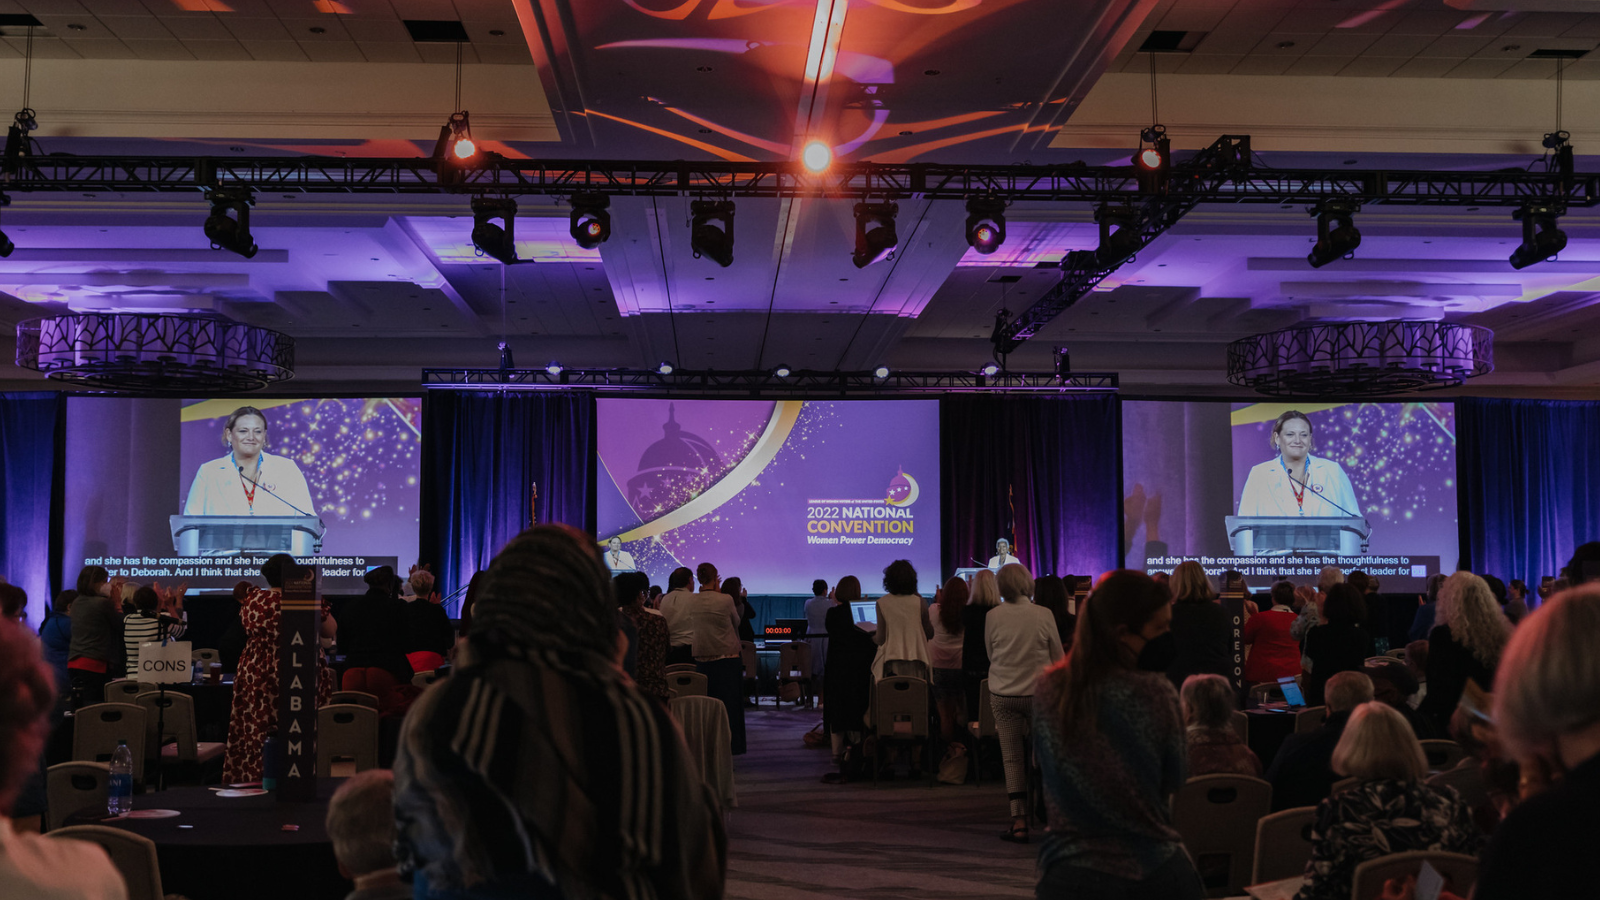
top-left (724, 707), bottom-right (1039, 900)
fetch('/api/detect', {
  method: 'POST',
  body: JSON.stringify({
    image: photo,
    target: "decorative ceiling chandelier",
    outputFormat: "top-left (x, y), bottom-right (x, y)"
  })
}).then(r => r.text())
top-left (1227, 321), bottom-right (1492, 397)
top-left (15, 312), bottom-right (293, 392)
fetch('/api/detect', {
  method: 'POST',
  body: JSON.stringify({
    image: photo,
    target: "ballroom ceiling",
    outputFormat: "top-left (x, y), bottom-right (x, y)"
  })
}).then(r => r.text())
top-left (1, 0), bottom-right (1599, 396)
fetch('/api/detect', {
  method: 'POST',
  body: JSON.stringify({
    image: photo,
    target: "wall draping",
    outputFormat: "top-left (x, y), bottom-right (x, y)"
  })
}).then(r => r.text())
top-left (0, 392), bottom-right (63, 625)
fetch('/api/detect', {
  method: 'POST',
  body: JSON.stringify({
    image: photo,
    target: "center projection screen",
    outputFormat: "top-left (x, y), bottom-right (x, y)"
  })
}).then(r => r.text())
top-left (1122, 400), bottom-right (1459, 592)
top-left (597, 398), bottom-right (941, 594)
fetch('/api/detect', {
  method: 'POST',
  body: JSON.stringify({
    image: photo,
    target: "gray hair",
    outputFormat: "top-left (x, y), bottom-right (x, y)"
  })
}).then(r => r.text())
top-left (997, 563), bottom-right (1034, 603)
top-left (1437, 571), bottom-right (1511, 668)
top-left (1325, 670), bottom-right (1375, 713)
top-left (1494, 585), bottom-right (1600, 763)
top-left (325, 769), bottom-right (398, 878)
top-left (1317, 566), bottom-right (1345, 593)
top-left (1180, 674), bottom-right (1236, 730)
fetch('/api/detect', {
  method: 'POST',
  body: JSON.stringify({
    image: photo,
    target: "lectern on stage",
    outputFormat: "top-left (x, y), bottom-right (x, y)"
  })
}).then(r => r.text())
top-left (170, 515), bottom-right (327, 557)
top-left (1225, 516), bottom-right (1371, 557)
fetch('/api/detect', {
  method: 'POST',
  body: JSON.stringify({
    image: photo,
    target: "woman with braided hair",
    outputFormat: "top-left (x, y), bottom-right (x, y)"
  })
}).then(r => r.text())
top-left (394, 525), bottom-right (725, 900)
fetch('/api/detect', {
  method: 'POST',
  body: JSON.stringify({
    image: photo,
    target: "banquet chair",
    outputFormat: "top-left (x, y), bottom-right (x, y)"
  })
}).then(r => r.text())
top-left (1419, 739), bottom-right (1469, 772)
top-left (104, 680), bottom-right (156, 704)
top-left (191, 647), bottom-right (221, 666)
top-left (665, 663), bottom-right (700, 674)
top-left (1293, 705), bottom-right (1327, 735)
top-left (1170, 774), bottom-right (1273, 896)
top-left (317, 704), bottom-right (379, 776)
top-left (667, 670), bottom-right (709, 699)
top-left (45, 761), bottom-right (111, 832)
top-left (49, 825), bottom-right (164, 900)
top-left (134, 691), bottom-right (225, 782)
top-left (330, 690), bottom-right (380, 710)
top-left (777, 642), bottom-right (813, 707)
top-left (870, 676), bottom-right (930, 786)
top-left (411, 670), bottom-right (438, 687)
top-left (1251, 805), bottom-right (1317, 884)
top-left (1384, 648), bottom-right (1407, 661)
top-left (739, 641), bottom-right (759, 706)
top-left (73, 703), bottom-right (148, 783)
top-left (1231, 709), bottom-right (1249, 744)
top-left (671, 695), bottom-right (736, 810)
top-left (1350, 851), bottom-right (1478, 900)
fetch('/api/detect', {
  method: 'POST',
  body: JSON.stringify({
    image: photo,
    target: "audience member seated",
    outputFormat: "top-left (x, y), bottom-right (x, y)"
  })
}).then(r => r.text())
top-left (1407, 573), bottom-right (1447, 644)
top-left (1267, 670), bottom-right (1374, 811)
top-left (961, 569), bottom-right (1000, 723)
top-left (394, 525), bottom-right (724, 900)
top-left (223, 554), bottom-right (336, 783)
top-left (616, 572), bottom-right (668, 703)
top-left (928, 577), bottom-right (968, 746)
top-left (871, 559), bottom-right (932, 680)
top-left (338, 567), bottom-right (415, 710)
top-left (1295, 701), bottom-right (1479, 900)
top-left (400, 567), bottom-right (454, 674)
top-left (1418, 571), bottom-right (1509, 736)
top-left (37, 591), bottom-right (74, 694)
top-left (986, 563), bottom-right (1064, 842)
top-left (657, 566), bottom-right (696, 667)
top-left (822, 575), bottom-right (876, 772)
top-left (326, 770), bottom-right (409, 900)
top-left (1032, 571), bottom-right (1200, 899)
top-left (1476, 584), bottom-right (1600, 899)
top-left (686, 562), bottom-right (746, 755)
top-left (0, 619), bottom-right (126, 900)
top-left (1303, 584), bottom-right (1373, 706)
top-left (1181, 673), bottom-right (1262, 777)
top-left (1244, 581), bottom-right (1303, 686)
top-left (1165, 561), bottom-right (1231, 690)
top-left (120, 583), bottom-right (188, 677)
top-left (1362, 658), bottom-right (1434, 739)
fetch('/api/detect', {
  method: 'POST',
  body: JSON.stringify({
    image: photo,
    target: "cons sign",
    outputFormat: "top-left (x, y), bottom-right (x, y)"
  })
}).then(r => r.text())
top-left (135, 640), bottom-right (193, 685)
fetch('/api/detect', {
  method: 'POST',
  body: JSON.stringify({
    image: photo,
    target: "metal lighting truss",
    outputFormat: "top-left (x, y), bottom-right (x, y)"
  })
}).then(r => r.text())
top-left (15, 312), bottom-right (294, 391)
top-left (1226, 321), bottom-right (1494, 397)
top-left (421, 367), bottom-right (1119, 394)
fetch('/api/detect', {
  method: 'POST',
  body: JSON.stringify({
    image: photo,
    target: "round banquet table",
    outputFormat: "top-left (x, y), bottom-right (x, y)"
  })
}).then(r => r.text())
top-left (1244, 707), bottom-right (1299, 769)
top-left (66, 780), bottom-right (351, 900)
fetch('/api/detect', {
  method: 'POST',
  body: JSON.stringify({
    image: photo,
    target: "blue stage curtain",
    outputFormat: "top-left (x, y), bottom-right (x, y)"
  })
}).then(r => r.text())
top-left (941, 395), bottom-right (1121, 582)
top-left (1458, 397), bottom-right (1600, 586)
top-left (421, 391), bottom-right (594, 592)
top-left (0, 392), bottom-right (63, 625)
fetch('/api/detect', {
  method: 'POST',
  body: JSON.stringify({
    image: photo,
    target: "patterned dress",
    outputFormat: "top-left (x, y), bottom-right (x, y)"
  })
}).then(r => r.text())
top-left (222, 587), bottom-right (335, 783)
top-left (621, 606), bottom-right (670, 702)
top-left (1295, 778), bottom-right (1481, 900)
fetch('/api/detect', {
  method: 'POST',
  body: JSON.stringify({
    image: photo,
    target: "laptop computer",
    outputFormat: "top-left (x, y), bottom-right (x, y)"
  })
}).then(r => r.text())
top-left (850, 601), bottom-right (877, 625)
top-left (1277, 676), bottom-right (1307, 709)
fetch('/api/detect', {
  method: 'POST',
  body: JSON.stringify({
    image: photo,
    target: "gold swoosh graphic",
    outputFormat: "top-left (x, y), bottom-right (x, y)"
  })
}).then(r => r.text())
top-left (617, 400), bottom-right (804, 542)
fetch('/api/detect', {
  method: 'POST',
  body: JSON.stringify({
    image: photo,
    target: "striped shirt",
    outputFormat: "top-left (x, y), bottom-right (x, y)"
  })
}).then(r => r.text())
top-left (122, 613), bottom-right (187, 678)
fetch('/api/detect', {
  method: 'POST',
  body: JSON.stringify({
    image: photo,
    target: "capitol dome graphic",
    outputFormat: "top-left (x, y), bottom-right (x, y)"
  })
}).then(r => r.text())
top-left (627, 404), bottom-right (724, 518)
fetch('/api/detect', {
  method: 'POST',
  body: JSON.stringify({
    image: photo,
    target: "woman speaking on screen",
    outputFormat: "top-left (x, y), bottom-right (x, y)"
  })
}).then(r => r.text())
top-left (184, 406), bottom-right (317, 517)
top-left (1237, 410), bottom-right (1361, 518)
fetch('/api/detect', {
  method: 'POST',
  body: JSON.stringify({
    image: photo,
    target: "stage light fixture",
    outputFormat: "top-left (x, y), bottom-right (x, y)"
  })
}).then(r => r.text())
top-left (852, 201), bottom-right (899, 268)
top-left (1306, 200), bottom-right (1361, 268)
top-left (431, 111), bottom-right (477, 186)
top-left (965, 197), bottom-right (1006, 255)
top-left (1094, 204), bottom-right (1143, 267)
top-left (773, 364), bottom-right (793, 378)
top-left (1054, 346), bottom-right (1072, 380)
top-left (872, 365), bottom-right (891, 379)
top-left (0, 229), bottom-right (13, 258)
top-left (690, 200), bottom-right (736, 267)
top-left (1134, 124), bottom-right (1169, 195)
top-left (980, 362), bottom-right (1000, 377)
top-left (801, 140), bottom-right (832, 173)
top-left (545, 361), bottom-right (563, 376)
top-left (1509, 203), bottom-right (1566, 269)
top-left (570, 192), bottom-right (611, 249)
top-left (3, 108), bottom-right (36, 176)
top-left (202, 189), bottom-right (259, 259)
top-left (497, 341), bottom-right (514, 372)
top-left (471, 197), bottom-right (519, 265)
top-left (656, 360), bottom-right (675, 375)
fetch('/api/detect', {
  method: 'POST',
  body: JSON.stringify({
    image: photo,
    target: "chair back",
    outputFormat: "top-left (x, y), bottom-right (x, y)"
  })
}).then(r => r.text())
top-left (330, 690), bottom-right (380, 709)
top-left (788, 641), bottom-right (813, 679)
top-left (666, 663), bottom-right (700, 674)
top-left (1251, 805), bottom-right (1317, 884)
top-left (411, 670), bottom-right (438, 687)
top-left (1427, 761), bottom-right (1490, 809)
top-left (1170, 774), bottom-right (1273, 895)
top-left (73, 703), bottom-right (148, 782)
top-left (45, 762), bottom-right (111, 832)
top-left (1419, 739), bottom-right (1468, 771)
top-left (316, 703), bottom-right (379, 776)
top-left (1350, 851), bottom-right (1478, 900)
top-left (739, 641), bottom-right (758, 679)
top-left (191, 648), bottom-right (220, 665)
top-left (134, 690), bottom-right (200, 763)
top-left (1293, 705), bottom-right (1327, 735)
top-left (670, 695), bottom-right (736, 809)
top-left (1230, 709), bottom-right (1249, 743)
top-left (1247, 682), bottom-right (1281, 708)
top-left (1384, 648), bottom-right (1406, 660)
top-left (871, 676), bottom-right (929, 741)
top-left (49, 825), bottom-right (164, 900)
top-left (667, 670), bottom-right (709, 698)
top-left (104, 680), bottom-right (154, 704)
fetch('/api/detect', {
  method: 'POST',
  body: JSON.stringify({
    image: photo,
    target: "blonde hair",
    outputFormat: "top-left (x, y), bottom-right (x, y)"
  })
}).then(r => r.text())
top-left (968, 569), bottom-right (1000, 608)
top-left (997, 563), bottom-right (1034, 603)
top-left (1170, 560), bottom-right (1215, 603)
top-left (1317, 566), bottom-right (1345, 593)
top-left (409, 569), bottom-right (436, 598)
top-left (1269, 410), bottom-right (1314, 452)
top-left (1437, 571), bottom-right (1511, 668)
top-left (1332, 701), bottom-right (1428, 782)
top-left (325, 769), bottom-right (398, 877)
top-left (1493, 585), bottom-right (1600, 763)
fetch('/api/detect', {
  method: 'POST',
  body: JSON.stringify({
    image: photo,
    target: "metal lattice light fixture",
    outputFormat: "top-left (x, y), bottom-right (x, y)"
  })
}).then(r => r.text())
top-left (15, 312), bottom-right (293, 392)
top-left (1227, 321), bottom-right (1492, 397)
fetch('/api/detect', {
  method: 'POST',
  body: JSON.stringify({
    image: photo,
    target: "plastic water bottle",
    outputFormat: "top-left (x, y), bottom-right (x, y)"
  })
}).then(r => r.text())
top-left (108, 740), bottom-right (133, 816)
top-left (262, 736), bottom-right (282, 791)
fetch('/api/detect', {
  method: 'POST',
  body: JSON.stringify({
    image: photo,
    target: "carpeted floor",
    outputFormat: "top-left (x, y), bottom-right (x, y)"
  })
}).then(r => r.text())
top-left (724, 707), bottom-right (1039, 900)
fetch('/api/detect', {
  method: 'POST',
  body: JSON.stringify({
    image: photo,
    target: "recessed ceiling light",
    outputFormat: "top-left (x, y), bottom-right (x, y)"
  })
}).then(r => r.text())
top-left (924, 69), bottom-right (940, 76)
top-left (898, 130), bottom-right (913, 136)
top-left (489, 29), bottom-right (504, 36)
top-left (696, 65), bottom-right (713, 72)
top-left (1276, 41), bottom-right (1295, 49)
top-left (309, 26), bottom-right (325, 33)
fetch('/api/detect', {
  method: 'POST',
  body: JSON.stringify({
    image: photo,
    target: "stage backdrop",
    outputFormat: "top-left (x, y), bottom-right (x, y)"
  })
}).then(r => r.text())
top-left (1458, 397), bottom-right (1600, 587)
top-left (422, 391), bottom-right (593, 593)
top-left (941, 395), bottom-right (1121, 582)
top-left (0, 392), bottom-right (62, 625)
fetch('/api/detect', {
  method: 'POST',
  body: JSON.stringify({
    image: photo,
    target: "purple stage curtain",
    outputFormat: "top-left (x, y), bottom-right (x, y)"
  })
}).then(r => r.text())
top-left (1458, 397), bottom-right (1600, 590)
top-left (421, 391), bottom-right (594, 593)
top-left (0, 392), bottom-right (64, 625)
top-left (940, 395), bottom-right (1121, 582)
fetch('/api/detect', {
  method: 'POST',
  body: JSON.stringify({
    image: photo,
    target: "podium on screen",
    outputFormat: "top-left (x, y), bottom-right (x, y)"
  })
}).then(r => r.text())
top-left (170, 515), bottom-right (326, 557)
top-left (1225, 516), bottom-right (1371, 557)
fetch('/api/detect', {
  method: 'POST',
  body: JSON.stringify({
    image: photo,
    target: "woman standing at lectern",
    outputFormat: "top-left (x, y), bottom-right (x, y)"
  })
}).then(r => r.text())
top-left (184, 406), bottom-right (317, 517)
top-left (1237, 410), bottom-right (1361, 519)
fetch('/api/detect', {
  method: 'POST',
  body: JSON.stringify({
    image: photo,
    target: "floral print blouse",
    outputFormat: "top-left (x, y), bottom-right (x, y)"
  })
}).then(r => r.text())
top-left (1295, 778), bottom-right (1481, 900)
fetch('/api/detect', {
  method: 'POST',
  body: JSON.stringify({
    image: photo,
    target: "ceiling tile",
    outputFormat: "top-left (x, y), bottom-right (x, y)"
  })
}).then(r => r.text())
top-left (221, 15), bottom-right (291, 39)
top-left (1470, 40), bottom-right (1543, 59)
top-left (238, 38), bottom-right (307, 59)
top-left (1177, 54), bottom-right (1244, 74)
top-left (182, 37), bottom-right (251, 59)
top-left (1389, 56), bottom-right (1460, 78)
top-left (95, 14), bottom-right (175, 39)
top-left (24, 0), bottom-right (91, 15)
top-left (156, 14), bottom-right (230, 39)
top-left (121, 37), bottom-right (194, 57)
top-left (1498, 58), bottom-right (1560, 79)
top-left (1333, 57), bottom-right (1408, 77)
top-left (1416, 34), bottom-right (1495, 58)
top-left (1229, 54), bottom-right (1297, 76)
top-left (354, 39), bottom-right (420, 62)
top-left (1154, 6), bottom-right (1228, 32)
top-left (1, 35), bottom-right (80, 57)
top-left (1304, 31), bottom-right (1379, 57)
top-left (59, 37), bottom-right (136, 57)
top-left (1283, 54), bottom-right (1348, 76)
top-left (299, 38), bottom-right (363, 60)
top-left (1562, 15), bottom-right (1600, 40)
top-left (78, 0), bottom-right (151, 15)
top-left (337, 16), bottom-right (410, 41)
top-left (471, 42), bottom-right (530, 64)
top-left (278, 16), bottom-right (353, 39)
top-left (416, 41), bottom-right (476, 63)
top-left (1363, 32), bottom-right (1434, 58)
top-left (1387, 11), bottom-right (1474, 36)
top-left (1192, 29), bottom-right (1269, 55)
top-left (1440, 57), bottom-right (1518, 79)
top-left (1500, 12), bottom-right (1587, 38)
top-left (1556, 59), bottom-right (1600, 79)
